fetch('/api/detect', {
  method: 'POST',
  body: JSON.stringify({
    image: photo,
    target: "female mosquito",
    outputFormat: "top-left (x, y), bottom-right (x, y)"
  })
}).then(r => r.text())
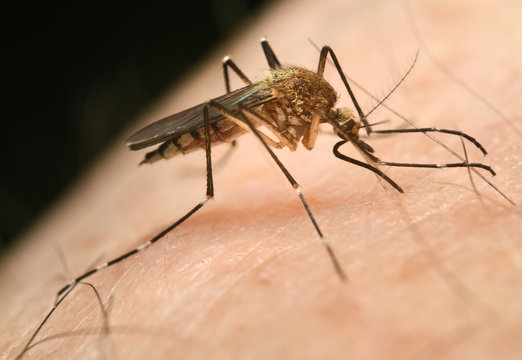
top-left (57, 38), bottom-right (494, 296)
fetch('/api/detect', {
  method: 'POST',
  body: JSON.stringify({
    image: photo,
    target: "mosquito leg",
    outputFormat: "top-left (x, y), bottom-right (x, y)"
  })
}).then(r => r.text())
top-left (372, 127), bottom-right (488, 155)
top-left (221, 55), bottom-right (252, 160)
top-left (260, 37), bottom-right (281, 69)
top-left (239, 107), bottom-right (346, 279)
top-left (222, 56), bottom-right (252, 93)
top-left (333, 140), bottom-right (404, 193)
top-left (238, 106), bottom-right (293, 149)
top-left (57, 103), bottom-right (215, 297)
top-left (301, 112), bottom-right (322, 150)
top-left (316, 46), bottom-right (371, 133)
top-left (223, 38), bottom-right (280, 87)
top-left (378, 159), bottom-right (496, 176)
top-left (206, 100), bottom-right (347, 280)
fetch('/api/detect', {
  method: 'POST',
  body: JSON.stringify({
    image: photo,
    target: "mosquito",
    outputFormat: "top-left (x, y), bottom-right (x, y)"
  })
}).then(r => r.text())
top-left (57, 38), bottom-right (495, 296)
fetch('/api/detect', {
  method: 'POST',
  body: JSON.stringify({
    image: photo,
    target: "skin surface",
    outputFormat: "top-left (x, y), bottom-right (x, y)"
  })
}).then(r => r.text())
top-left (2, 0), bottom-right (521, 359)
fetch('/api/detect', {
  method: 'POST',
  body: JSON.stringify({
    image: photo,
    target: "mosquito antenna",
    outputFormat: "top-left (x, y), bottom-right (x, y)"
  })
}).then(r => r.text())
top-left (403, 0), bottom-right (521, 137)
top-left (308, 39), bottom-right (515, 205)
top-left (308, 38), bottom-right (416, 120)
top-left (365, 49), bottom-right (419, 118)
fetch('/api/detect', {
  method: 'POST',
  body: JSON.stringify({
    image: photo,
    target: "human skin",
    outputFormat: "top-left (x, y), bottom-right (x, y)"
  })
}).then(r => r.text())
top-left (2, 0), bottom-right (522, 359)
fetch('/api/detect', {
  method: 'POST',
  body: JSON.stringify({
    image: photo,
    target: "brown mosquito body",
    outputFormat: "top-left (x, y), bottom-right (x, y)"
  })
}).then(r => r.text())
top-left (56, 38), bottom-right (495, 297)
top-left (130, 66), bottom-right (348, 164)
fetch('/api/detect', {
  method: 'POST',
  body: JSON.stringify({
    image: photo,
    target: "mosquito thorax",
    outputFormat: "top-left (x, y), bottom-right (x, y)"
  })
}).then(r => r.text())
top-left (263, 66), bottom-right (337, 117)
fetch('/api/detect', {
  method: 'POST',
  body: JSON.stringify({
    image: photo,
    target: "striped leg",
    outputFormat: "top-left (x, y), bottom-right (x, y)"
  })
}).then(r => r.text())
top-left (206, 100), bottom-right (347, 281)
top-left (57, 103), bottom-right (215, 297)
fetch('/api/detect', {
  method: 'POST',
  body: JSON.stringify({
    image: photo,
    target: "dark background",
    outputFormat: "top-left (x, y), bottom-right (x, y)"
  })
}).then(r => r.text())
top-left (2, 1), bottom-right (271, 248)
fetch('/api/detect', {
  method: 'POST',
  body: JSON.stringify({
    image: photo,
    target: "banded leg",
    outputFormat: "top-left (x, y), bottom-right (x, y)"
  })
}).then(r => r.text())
top-left (333, 139), bottom-right (495, 198)
top-left (333, 140), bottom-right (404, 193)
top-left (57, 103), bottom-right (216, 297)
top-left (372, 127), bottom-right (488, 155)
top-left (377, 159), bottom-right (495, 176)
top-left (223, 37), bottom-right (282, 91)
top-left (206, 100), bottom-right (347, 280)
top-left (362, 129), bottom-right (494, 175)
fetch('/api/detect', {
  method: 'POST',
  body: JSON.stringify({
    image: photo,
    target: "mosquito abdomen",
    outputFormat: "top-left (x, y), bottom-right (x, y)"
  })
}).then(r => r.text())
top-left (140, 119), bottom-right (246, 165)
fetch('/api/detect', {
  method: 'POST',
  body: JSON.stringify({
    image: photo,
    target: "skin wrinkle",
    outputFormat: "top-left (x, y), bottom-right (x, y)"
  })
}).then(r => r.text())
top-left (183, 241), bottom-right (293, 335)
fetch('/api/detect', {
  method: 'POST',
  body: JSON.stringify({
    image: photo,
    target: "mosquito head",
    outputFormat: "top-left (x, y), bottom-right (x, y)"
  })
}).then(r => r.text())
top-left (332, 108), bottom-right (361, 140)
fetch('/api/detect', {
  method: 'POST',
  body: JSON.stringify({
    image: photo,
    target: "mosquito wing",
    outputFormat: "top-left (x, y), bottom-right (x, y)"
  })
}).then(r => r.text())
top-left (127, 83), bottom-right (274, 150)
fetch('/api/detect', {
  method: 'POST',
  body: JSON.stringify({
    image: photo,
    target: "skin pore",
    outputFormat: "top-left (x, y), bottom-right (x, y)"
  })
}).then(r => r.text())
top-left (2, 0), bottom-right (521, 359)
